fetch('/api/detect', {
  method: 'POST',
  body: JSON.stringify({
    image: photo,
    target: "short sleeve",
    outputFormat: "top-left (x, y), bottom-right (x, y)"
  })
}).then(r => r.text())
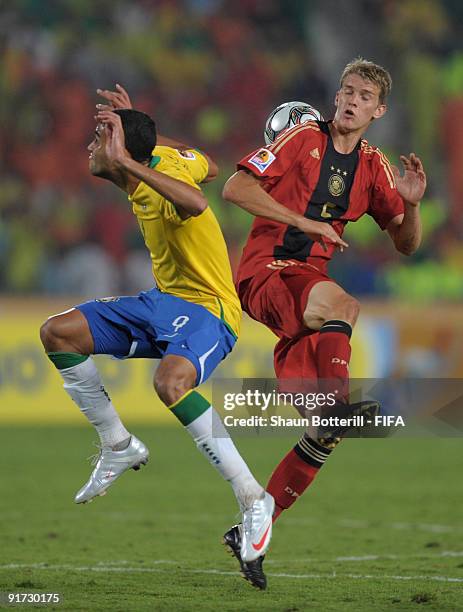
top-left (129, 148), bottom-right (202, 226)
top-left (368, 152), bottom-right (405, 230)
top-left (237, 123), bottom-right (315, 180)
top-left (157, 159), bottom-right (200, 224)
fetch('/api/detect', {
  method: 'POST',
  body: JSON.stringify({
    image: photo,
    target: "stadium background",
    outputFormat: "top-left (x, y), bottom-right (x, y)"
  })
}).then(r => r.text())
top-left (2, 0), bottom-right (463, 421)
top-left (1, 3), bottom-right (463, 610)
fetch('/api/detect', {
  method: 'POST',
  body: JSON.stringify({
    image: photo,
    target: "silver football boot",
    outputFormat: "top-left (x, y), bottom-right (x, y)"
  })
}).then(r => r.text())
top-left (240, 492), bottom-right (275, 562)
top-left (74, 435), bottom-right (149, 504)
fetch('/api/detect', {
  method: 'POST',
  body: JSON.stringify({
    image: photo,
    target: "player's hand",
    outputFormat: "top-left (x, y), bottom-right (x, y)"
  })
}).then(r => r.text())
top-left (96, 83), bottom-right (133, 112)
top-left (96, 110), bottom-right (130, 169)
top-left (392, 153), bottom-right (427, 205)
top-left (297, 218), bottom-right (348, 252)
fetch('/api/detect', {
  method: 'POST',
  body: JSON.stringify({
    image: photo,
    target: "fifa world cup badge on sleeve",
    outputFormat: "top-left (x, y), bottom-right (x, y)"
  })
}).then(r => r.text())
top-left (178, 150), bottom-right (196, 159)
top-left (248, 148), bottom-right (276, 173)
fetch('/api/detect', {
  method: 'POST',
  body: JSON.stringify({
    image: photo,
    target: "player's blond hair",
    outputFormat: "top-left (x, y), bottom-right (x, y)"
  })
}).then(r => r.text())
top-left (340, 58), bottom-right (392, 104)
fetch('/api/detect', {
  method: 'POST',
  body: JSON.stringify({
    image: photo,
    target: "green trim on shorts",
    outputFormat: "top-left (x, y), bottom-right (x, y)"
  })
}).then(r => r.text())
top-left (216, 298), bottom-right (238, 340)
top-left (170, 390), bottom-right (210, 426)
top-left (47, 352), bottom-right (89, 370)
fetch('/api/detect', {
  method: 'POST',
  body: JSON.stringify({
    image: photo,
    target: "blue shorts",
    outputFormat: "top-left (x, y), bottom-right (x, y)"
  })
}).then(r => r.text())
top-left (76, 288), bottom-right (237, 385)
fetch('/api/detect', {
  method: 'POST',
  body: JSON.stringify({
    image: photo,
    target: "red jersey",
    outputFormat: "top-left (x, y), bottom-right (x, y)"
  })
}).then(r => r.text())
top-left (235, 120), bottom-right (404, 290)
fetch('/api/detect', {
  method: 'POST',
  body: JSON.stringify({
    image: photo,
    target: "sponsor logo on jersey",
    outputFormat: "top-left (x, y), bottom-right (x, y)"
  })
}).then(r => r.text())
top-left (310, 147), bottom-right (320, 159)
top-left (248, 148), bottom-right (276, 173)
top-left (328, 174), bottom-right (345, 196)
top-left (178, 150), bottom-right (196, 160)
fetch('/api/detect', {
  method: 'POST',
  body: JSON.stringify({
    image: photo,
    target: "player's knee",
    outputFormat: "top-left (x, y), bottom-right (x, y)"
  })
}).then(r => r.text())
top-left (326, 293), bottom-right (360, 327)
top-left (154, 371), bottom-right (194, 407)
top-left (304, 293), bottom-right (360, 330)
top-left (40, 317), bottom-right (63, 352)
top-left (303, 307), bottom-right (325, 331)
top-left (335, 294), bottom-right (360, 326)
top-left (40, 313), bottom-right (88, 353)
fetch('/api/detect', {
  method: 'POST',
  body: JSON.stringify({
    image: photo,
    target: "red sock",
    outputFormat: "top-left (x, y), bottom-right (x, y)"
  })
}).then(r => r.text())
top-left (266, 435), bottom-right (332, 522)
top-left (315, 319), bottom-right (352, 401)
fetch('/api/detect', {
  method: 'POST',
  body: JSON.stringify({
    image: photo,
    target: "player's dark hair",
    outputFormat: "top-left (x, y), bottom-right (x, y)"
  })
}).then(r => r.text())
top-left (113, 109), bottom-right (157, 162)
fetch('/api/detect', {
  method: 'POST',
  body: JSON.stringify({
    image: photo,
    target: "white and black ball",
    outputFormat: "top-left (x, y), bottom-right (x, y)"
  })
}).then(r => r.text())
top-left (264, 101), bottom-right (324, 145)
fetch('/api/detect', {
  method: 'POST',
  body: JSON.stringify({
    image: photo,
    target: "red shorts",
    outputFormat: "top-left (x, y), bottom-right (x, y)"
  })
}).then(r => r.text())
top-left (238, 260), bottom-right (335, 379)
top-left (273, 332), bottom-right (319, 380)
top-left (239, 260), bottom-right (333, 339)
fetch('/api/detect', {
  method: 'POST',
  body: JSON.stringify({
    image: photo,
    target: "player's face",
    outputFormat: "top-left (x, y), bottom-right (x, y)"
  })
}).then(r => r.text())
top-left (87, 123), bottom-right (108, 176)
top-left (334, 74), bottom-right (386, 134)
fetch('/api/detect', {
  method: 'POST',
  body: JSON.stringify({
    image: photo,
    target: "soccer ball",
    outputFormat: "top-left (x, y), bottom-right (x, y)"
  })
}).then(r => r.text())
top-left (264, 101), bottom-right (324, 145)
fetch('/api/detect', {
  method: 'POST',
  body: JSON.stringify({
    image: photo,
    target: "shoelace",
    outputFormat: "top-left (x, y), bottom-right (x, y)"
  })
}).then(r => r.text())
top-left (243, 499), bottom-right (260, 536)
top-left (86, 441), bottom-right (105, 466)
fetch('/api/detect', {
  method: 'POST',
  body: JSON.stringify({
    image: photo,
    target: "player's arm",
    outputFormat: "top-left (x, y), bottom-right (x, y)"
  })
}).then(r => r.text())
top-left (386, 208), bottom-right (421, 256)
top-left (223, 169), bottom-right (348, 251)
top-left (99, 110), bottom-right (207, 218)
top-left (155, 135), bottom-right (218, 182)
top-left (97, 84), bottom-right (218, 182)
top-left (386, 153), bottom-right (426, 256)
top-left (123, 157), bottom-right (207, 218)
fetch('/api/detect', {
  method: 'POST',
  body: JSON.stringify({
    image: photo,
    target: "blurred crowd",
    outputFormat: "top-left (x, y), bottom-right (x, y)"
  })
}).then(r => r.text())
top-left (1, 0), bottom-right (463, 301)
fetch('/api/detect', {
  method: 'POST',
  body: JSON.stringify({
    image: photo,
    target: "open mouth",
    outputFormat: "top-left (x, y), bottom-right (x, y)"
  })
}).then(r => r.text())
top-left (344, 109), bottom-right (355, 118)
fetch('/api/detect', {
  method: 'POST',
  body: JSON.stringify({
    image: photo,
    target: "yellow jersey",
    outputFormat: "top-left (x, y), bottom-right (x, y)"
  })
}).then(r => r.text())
top-left (128, 146), bottom-right (241, 337)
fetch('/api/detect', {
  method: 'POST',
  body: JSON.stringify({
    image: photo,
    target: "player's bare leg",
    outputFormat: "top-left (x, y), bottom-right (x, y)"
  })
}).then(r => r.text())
top-left (155, 355), bottom-right (274, 565)
top-left (40, 308), bottom-right (95, 354)
top-left (303, 280), bottom-right (360, 330)
top-left (40, 309), bottom-right (148, 503)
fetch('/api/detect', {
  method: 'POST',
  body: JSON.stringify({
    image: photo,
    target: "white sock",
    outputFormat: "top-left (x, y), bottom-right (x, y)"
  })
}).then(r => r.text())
top-left (59, 357), bottom-right (130, 448)
top-left (186, 406), bottom-right (264, 510)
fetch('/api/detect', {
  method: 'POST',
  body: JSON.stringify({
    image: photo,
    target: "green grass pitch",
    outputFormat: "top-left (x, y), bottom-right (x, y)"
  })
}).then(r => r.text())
top-left (0, 427), bottom-right (462, 611)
